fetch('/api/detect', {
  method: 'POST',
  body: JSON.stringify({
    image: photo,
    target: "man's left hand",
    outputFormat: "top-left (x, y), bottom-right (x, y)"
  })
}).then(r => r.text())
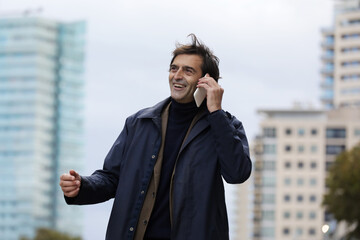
top-left (197, 73), bottom-right (224, 113)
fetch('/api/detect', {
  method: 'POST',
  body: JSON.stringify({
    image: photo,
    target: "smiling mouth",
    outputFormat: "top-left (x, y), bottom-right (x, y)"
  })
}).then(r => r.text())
top-left (174, 84), bottom-right (185, 89)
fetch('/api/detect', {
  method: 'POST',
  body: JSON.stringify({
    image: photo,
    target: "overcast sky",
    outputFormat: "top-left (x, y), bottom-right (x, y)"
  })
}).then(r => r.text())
top-left (1, 0), bottom-right (334, 239)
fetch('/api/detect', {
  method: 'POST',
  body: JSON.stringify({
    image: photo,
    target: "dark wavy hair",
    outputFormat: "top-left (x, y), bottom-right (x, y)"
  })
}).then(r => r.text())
top-left (170, 34), bottom-right (220, 82)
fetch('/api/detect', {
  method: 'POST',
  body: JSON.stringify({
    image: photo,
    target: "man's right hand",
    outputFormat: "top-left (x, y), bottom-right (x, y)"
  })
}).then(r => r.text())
top-left (59, 170), bottom-right (81, 198)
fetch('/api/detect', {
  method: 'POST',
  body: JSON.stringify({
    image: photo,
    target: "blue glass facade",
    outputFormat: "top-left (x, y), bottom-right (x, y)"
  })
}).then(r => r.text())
top-left (0, 17), bottom-right (85, 240)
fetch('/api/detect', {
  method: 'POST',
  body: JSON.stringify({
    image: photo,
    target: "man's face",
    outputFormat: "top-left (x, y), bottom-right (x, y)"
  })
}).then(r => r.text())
top-left (169, 54), bottom-right (203, 104)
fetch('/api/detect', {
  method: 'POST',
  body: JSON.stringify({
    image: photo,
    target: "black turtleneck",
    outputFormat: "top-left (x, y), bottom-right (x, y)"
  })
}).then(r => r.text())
top-left (144, 98), bottom-right (199, 239)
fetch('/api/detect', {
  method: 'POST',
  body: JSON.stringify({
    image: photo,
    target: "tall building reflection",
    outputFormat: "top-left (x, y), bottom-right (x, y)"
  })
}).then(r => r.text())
top-left (0, 17), bottom-right (86, 240)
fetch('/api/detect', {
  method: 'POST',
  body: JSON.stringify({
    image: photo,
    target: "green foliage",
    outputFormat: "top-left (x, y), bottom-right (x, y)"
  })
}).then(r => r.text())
top-left (20, 228), bottom-right (82, 240)
top-left (19, 237), bottom-right (31, 240)
top-left (323, 143), bottom-right (360, 240)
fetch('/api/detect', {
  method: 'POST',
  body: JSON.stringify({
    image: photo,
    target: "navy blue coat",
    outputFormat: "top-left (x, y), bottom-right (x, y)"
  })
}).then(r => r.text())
top-left (66, 98), bottom-right (252, 240)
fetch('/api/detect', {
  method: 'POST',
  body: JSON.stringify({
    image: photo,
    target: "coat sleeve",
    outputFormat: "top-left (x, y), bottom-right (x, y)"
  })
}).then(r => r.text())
top-left (207, 110), bottom-right (252, 184)
top-left (65, 118), bottom-right (130, 205)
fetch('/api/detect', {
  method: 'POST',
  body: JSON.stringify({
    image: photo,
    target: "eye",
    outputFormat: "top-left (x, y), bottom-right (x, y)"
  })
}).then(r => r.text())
top-left (169, 65), bottom-right (178, 72)
top-left (185, 68), bottom-right (194, 75)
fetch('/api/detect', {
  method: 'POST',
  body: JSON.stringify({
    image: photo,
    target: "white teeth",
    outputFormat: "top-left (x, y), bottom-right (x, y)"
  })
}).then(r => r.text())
top-left (174, 84), bottom-right (184, 88)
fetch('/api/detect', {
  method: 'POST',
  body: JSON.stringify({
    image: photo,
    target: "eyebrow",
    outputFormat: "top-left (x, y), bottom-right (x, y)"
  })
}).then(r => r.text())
top-left (169, 64), bottom-right (197, 73)
top-left (183, 66), bottom-right (196, 72)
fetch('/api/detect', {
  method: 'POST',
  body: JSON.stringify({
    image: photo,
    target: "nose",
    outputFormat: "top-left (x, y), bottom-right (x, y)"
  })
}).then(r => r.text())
top-left (173, 68), bottom-right (183, 80)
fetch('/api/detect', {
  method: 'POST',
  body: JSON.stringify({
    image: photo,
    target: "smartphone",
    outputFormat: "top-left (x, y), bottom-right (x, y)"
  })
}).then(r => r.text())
top-left (194, 87), bottom-right (206, 107)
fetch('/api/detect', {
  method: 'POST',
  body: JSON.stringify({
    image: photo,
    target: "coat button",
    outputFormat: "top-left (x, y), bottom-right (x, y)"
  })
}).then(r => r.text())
top-left (129, 227), bottom-right (134, 231)
top-left (143, 220), bottom-right (148, 225)
top-left (152, 155), bottom-right (156, 159)
top-left (141, 190), bottom-right (145, 195)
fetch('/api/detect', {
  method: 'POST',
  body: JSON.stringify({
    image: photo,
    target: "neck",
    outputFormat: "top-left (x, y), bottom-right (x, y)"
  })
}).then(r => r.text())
top-left (171, 98), bottom-right (197, 110)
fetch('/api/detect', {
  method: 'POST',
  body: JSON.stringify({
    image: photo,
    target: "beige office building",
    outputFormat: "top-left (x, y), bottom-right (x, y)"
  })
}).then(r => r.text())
top-left (231, 2), bottom-right (360, 240)
top-left (252, 107), bottom-right (360, 240)
top-left (251, 3), bottom-right (360, 239)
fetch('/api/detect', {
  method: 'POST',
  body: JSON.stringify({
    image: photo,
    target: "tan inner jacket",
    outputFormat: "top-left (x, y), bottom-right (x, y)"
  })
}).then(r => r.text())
top-left (134, 102), bottom-right (205, 240)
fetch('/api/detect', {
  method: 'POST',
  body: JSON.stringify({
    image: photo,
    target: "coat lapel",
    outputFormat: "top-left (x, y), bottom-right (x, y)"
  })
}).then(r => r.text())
top-left (137, 97), bottom-right (171, 131)
top-left (179, 108), bottom-right (209, 153)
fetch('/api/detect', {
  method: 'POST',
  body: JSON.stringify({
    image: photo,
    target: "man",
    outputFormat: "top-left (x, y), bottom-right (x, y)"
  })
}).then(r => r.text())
top-left (59, 34), bottom-right (252, 240)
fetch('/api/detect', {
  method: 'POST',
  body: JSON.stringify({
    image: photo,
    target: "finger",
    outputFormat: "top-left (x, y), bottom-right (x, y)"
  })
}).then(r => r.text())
top-left (197, 82), bottom-right (210, 91)
top-left (62, 185), bottom-right (79, 193)
top-left (199, 76), bottom-right (217, 86)
top-left (59, 179), bottom-right (80, 187)
top-left (69, 170), bottom-right (79, 178)
top-left (60, 173), bottom-right (76, 181)
top-left (198, 80), bottom-right (218, 89)
top-left (64, 188), bottom-right (80, 198)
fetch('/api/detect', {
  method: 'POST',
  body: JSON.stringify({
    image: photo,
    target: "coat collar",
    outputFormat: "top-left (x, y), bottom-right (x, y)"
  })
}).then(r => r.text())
top-left (137, 97), bottom-right (172, 119)
top-left (137, 97), bottom-right (209, 119)
top-left (136, 97), bottom-right (210, 137)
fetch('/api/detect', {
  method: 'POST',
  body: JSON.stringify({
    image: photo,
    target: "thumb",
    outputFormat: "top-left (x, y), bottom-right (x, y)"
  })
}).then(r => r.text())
top-left (69, 170), bottom-right (80, 180)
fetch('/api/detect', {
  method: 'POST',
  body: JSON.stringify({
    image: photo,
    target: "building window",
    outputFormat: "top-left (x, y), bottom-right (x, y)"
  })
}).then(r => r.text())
top-left (309, 211), bottom-right (317, 219)
top-left (296, 211), bottom-right (304, 219)
top-left (311, 128), bottom-right (318, 136)
top-left (264, 128), bottom-right (276, 138)
top-left (298, 162), bottom-right (304, 169)
top-left (263, 161), bottom-right (276, 170)
top-left (298, 145), bottom-right (305, 153)
top-left (285, 128), bottom-right (292, 135)
top-left (342, 33), bottom-right (360, 39)
top-left (262, 210), bottom-right (275, 220)
top-left (325, 211), bottom-right (334, 222)
top-left (263, 194), bottom-right (275, 204)
top-left (341, 18), bottom-right (360, 26)
top-left (310, 162), bottom-right (317, 169)
top-left (355, 129), bottom-right (360, 136)
top-left (326, 62), bottom-right (334, 70)
top-left (326, 35), bottom-right (334, 43)
top-left (284, 178), bottom-right (291, 186)
top-left (263, 176), bottom-right (276, 187)
top-left (260, 227), bottom-right (275, 237)
top-left (285, 162), bottom-right (291, 169)
top-left (325, 75), bottom-right (334, 84)
top-left (283, 211), bottom-right (291, 219)
top-left (341, 60), bottom-right (360, 67)
top-left (326, 161), bottom-right (334, 171)
top-left (310, 178), bottom-right (317, 186)
top-left (284, 195), bottom-right (291, 202)
top-left (298, 128), bottom-right (305, 136)
top-left (310, 195), bottom-right (317, 202)
top-left (296, 228), bottom-right (303, 236)
top-left (311, 145), bottom-right (318, 153)
top-left (297, 178), bottom-right (304, 186)
top-left (297, 195), bottom-right (303, 202)
top-left (326, 128), bottom-right (346, 138)
top-left (326, 145), bottom-right (346, 155)
top-left (309, 228), bottom-right (316, 235)
top-left (264, 144), bottom-right (276, 154)
top-left (283, 228), bottom-right (290, 235)
top-left (342, 74), bottom-right (360, 81)
top-left (285, 145), bottom-right (292, 152)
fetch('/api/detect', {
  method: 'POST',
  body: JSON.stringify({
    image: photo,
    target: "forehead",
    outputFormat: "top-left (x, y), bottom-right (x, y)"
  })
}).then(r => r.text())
top-left (172, 54), bottom-right (203, 69)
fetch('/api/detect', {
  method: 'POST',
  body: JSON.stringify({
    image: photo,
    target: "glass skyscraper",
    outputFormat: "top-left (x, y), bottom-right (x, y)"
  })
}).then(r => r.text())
top-left (0, 17), bottom-right (85, 240)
